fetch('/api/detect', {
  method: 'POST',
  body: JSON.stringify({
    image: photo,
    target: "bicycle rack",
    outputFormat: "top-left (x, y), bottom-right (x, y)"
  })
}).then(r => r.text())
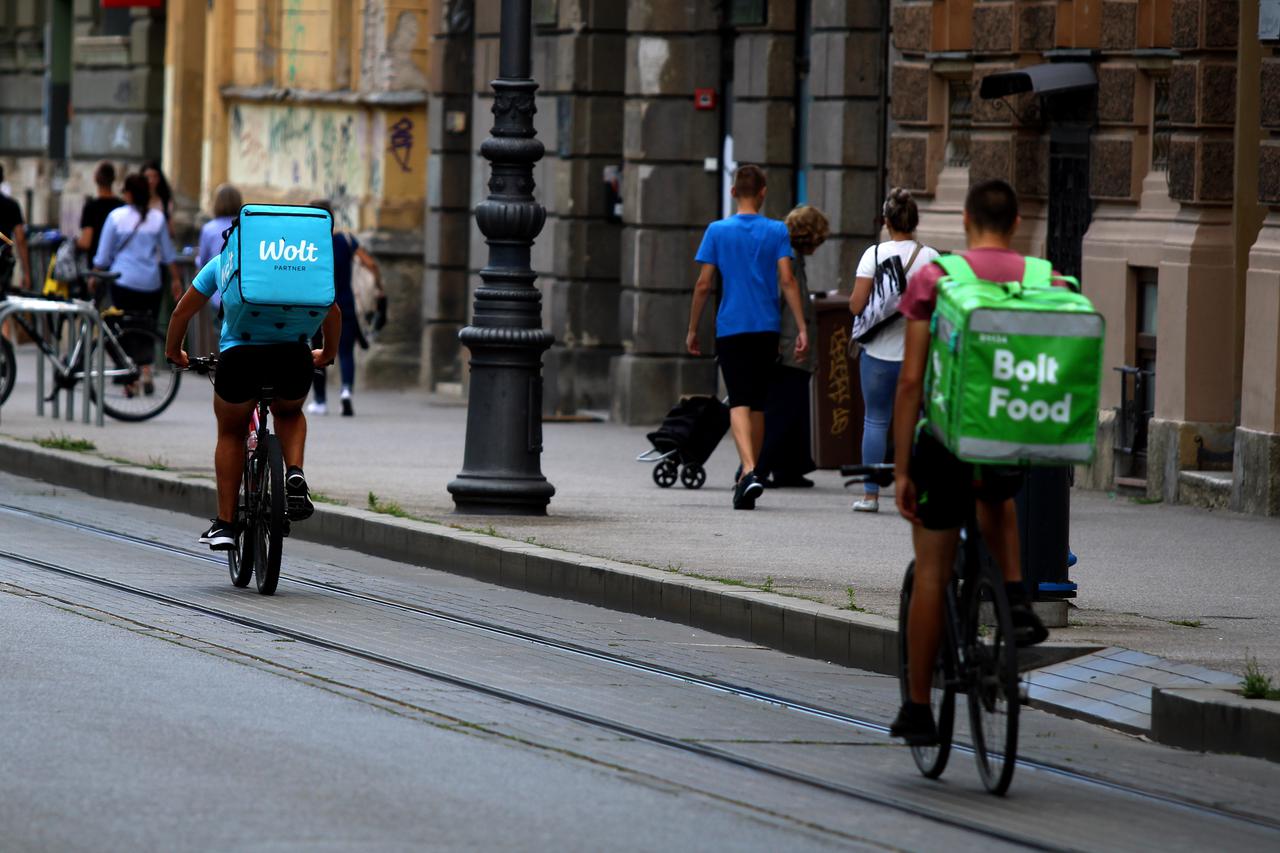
top-left (0, 295), bottom-right (106, 427)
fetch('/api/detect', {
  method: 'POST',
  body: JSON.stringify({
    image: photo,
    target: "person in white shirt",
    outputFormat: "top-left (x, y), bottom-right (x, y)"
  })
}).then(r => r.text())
top-left (848, 188), bottom-right (938, 513)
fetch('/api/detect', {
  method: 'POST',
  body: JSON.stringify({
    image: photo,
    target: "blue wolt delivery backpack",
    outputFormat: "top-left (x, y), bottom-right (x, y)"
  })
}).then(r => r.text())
top-left (218, 204), bottom-right (335, 344)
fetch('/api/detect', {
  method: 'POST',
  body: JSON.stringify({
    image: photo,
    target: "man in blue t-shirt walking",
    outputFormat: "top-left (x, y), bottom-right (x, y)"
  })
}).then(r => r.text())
top-left (687, 165), bottom-right (809, 510)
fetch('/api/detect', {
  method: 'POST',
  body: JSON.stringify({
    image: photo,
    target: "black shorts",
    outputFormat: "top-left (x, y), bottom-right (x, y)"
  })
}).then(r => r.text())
top-left (909, 431), bottom-right (1024, 531)
top-left (716, 331), bottom-right (779, 411)
top-left (214, 343), bottom-right (314, 405)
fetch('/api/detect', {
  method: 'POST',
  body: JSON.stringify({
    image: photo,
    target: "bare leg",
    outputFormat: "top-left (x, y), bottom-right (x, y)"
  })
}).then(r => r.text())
top-left (729, 405), bottom-right (757, 474)
top-left (214, 396), bottom-right (255, 521)
top-left (749, 410), bottom-right (765, 464)
top-left (976, 497), bottom-right (1022, 584)
top-left (907, 524), bottom-right (960, 704)
top-left (271, 398), bottom-right (308, 470)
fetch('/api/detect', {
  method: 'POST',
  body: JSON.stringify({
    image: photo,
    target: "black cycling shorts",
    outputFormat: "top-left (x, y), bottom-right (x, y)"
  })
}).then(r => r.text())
top-left (909, 431), bottom-right (1024, 531)
top-left (214, 342), bottom-right (314, 405)
top-left (716, 331), bottom-right (779, 411)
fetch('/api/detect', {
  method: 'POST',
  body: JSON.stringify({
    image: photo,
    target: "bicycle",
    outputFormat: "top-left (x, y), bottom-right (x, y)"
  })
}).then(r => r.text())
top-left (843, 462), bottom-right (1022, 795)
top-left (0, 269), bottom-right (181, 420)
top-left (184, 355), bottom-right (285, 595)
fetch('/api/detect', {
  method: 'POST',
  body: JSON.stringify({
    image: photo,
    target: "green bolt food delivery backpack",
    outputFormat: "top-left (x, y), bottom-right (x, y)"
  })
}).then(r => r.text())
top-left (218, 204), bottom-right (335, 345)
top-left (923, 254), bottom-right (1104, 465)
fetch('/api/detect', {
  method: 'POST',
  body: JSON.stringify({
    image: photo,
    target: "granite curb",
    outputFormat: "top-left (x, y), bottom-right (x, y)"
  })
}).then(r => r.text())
top-left (1152, 687), bottom-right (1280, 763)
top-left (0, 436), bottom-right (1090, 678)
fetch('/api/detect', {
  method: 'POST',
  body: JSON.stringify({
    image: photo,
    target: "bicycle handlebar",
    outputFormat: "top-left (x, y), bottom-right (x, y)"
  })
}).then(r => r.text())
top-left (172, 355), bottom-right (218, 376)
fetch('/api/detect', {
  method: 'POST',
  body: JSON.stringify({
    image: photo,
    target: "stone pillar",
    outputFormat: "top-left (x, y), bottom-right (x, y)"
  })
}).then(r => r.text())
top-left (1148, 0), bottom-right (1241, 502)
top-left (532, 1), bottom-right (626, 414)
top-left (804, 1), bottom-right (884, 288)
top-left (610, 2), bottom-right (721, 425)
top-left (161, 0), bottom-right (206, 216)
top-left (422, 0), bottom-right (475, 391)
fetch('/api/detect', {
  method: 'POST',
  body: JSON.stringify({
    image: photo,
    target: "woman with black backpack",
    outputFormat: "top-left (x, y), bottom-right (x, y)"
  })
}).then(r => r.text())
top-left (847, 188), bottom-right (938, 513)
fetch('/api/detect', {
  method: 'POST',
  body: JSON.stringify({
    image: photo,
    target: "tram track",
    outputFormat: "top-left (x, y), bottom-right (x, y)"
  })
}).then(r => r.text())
top-left (2, 501), bottom-right (1278, 845)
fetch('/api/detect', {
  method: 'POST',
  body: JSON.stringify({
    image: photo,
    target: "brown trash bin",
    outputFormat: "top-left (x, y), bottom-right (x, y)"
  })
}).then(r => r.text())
top-left (811, 295), bottom-right (864, 469)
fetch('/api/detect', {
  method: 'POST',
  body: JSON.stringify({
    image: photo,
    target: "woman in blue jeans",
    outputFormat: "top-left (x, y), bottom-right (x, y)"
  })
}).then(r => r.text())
top-left (848, 189), bottom-right (937, 512)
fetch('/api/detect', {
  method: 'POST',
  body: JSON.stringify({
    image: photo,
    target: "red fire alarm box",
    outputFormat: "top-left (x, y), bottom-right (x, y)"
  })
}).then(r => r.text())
top-left (694, 88), bottom-right (717, 111)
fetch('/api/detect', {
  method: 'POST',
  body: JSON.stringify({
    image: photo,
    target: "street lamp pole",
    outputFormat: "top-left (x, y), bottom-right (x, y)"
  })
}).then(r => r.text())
top-left (447, 0), bottom-right (556, 515)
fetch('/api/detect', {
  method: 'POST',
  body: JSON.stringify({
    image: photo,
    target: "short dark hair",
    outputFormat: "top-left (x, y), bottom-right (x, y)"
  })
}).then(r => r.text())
top-left (94, 161), bottom-right (115, 188)
top-left (733, 164), bottom-right (767, 199)
top-left (882, 187), bottom-right (919, 234)
top-left (964, 179), bottom-right (1019, 235)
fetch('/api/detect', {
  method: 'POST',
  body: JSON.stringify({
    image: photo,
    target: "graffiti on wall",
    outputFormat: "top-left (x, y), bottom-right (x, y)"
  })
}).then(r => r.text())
top-left (228, 103), bottom-right (369, 228)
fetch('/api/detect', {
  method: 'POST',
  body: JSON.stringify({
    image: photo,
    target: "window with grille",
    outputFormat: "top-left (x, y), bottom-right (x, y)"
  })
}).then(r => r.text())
top-left (1151, 75), bottom-right (1170, 172)
top-left (946, 80), bottom-right (972, 169)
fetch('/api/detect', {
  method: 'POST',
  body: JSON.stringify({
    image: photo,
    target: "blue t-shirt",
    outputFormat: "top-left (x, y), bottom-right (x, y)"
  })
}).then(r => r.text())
top-left (192, 255), bottom-right (304, 352)
top-left (694, 214), bottom-right (793, 338)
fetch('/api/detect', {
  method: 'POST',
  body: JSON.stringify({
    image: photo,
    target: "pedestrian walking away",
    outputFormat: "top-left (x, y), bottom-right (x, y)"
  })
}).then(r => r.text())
top-left (93, 173), bottom-right (183, 397)
top-left (848, 188), bottom-right (938, 513)
top-left (755, 204), bottom-right (827, 489)
top-left (0, 164), bottom-right (33, 291)
top-left (687, 164), bottom-right (809, 510)
top-left (76, 161), bottom-right (124, 295)
top-left (306, 199), bottom-right (383, 417)
top-left (196, 183), bottom-right (243, 315)
top-left (889, 179), bottom-right (1052, 745)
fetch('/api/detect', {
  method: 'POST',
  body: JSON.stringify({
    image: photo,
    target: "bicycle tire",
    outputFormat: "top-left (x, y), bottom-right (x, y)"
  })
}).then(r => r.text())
top-left (0, 337), bottom-right (15, 406)
top-left (965, 567), bottom-right (1020, 795)
top-left (89, 327), bottom-right (181, 422)
top-left (228, 453), bottom-right (254, 588)
top-left (253, 435), bottom-right (285, 595)
top-left (897, 561), bottom-right (955, 779)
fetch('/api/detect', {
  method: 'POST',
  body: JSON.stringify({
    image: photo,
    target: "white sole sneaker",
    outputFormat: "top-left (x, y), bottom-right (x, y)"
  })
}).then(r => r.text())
top-left (851, 498), bottom-right (879, 513)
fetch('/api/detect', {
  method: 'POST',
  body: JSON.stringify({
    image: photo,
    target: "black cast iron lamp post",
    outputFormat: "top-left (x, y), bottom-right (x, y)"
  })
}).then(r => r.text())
top-left (447, 0), bottom-right (556, 515)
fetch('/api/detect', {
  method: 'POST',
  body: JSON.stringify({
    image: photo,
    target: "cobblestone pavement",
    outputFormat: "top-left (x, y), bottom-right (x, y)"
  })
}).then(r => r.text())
top-left (2, 348), bottom-right (1278, 674)
top-left (2, 474), bottom-right (1278, 850)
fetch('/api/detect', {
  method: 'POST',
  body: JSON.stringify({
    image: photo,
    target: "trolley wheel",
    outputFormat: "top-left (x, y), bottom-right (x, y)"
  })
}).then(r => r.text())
top-left (680, 465), bottom-right (706, 490)
top-left (652, 459), bottom-right (678, 488)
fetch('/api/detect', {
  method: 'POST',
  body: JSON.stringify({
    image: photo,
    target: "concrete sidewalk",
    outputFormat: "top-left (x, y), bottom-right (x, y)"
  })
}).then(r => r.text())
top-left (2, 347), bottom-right (1277, 675)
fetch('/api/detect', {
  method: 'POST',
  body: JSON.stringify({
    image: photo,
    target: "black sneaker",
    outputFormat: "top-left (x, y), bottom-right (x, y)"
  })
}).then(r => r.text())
top-left (199, 518), bottom-right (237, 551)
top-left (889, 701), bottom-right (939, 746)
top-left (285, 467), bottom-right (315, 521)
top-left (341, 397), bottom-right (354, 417)
top-left (1009, 600), bottom-right (1050, 647)
top-left (733, 471), bottom-right (765, 510)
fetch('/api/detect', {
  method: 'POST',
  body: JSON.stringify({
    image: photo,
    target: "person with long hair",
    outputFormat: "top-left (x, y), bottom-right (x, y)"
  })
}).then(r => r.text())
top-left (848, 189), bottom-right (938, 513)
top-left (196, 184), bottom-right (242, 312)
top-left (93, 172), bottom-right (182, 394)
top-left (142, 160), bottom-right (175, 237)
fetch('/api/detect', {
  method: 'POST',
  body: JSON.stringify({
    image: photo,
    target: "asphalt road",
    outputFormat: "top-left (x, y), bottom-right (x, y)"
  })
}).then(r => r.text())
top-left (1, 472), bottom-right (1277, 851)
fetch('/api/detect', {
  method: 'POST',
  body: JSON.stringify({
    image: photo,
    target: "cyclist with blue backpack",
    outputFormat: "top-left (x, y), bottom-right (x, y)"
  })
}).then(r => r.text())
top-left (165, 204), bottom-right (340, 550)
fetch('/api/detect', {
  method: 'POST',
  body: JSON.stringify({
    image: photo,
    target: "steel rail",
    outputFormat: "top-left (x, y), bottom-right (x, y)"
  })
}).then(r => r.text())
top-left (2, 501), bottom-right (1277, 836)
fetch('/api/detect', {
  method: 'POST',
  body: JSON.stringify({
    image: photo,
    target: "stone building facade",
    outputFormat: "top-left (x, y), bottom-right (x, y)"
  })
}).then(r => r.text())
top-left (888, 0), bottom-right (1279, 516)
top-left (425, 1), bottom-right (892, 423)
top-left (181, 0), bottom-right (433, 386)
top-left (0, 0), bottom-right (166, 241)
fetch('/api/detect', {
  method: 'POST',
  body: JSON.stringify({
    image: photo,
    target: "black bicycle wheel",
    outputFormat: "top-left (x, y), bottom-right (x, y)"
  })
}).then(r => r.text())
top-left (898, 562), bottom-right (955, 779)
top-left (253, 435), bottom-right (285, 595)
top-left (89, 327), bottom-right (181, 421)
top-left (0, 337), bottom-right (15, 406)
top-left (228, 455), bottom-right (254, 588)
top-left (965, 568), bottom-right (1020, 795)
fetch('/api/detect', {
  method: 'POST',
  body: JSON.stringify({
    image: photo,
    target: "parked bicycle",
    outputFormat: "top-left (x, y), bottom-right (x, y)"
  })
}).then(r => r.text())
top-left (844, 463), bottom-right (1022, 795)
top-left (184, 355), bottom-right (285, 595)
top-left (0, 269), bottom-right (180, 420)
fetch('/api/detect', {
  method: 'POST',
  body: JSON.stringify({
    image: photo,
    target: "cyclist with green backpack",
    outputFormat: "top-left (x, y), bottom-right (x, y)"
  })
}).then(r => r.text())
top-left (888, 180), bottom-right (1104, 744)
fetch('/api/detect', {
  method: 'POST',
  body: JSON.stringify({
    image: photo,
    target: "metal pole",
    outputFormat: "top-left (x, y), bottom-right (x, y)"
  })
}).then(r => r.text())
top-left (94, 310), bottom-right (104, 427)
top-left (447, 0), bottom-right (555, 515)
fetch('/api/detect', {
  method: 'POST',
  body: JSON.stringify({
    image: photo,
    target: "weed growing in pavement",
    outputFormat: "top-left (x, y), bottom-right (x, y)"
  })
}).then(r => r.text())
top-left (144, 455), bottom-right (169, 471)
top-left (310, 491), bottom-right (345, 506)
top-left (1168, 618), bottom-right (1203, 628)
top-left (35, 433), bottom-right (95, 452)
top-left (367, 491), bottom-right (411, 518)
top-left (844, 586), bottom-right (866, 612)
top-left (761, 576), bottom-right (775, 593)
top-left (1241, 655), bottom-right (1280, 700)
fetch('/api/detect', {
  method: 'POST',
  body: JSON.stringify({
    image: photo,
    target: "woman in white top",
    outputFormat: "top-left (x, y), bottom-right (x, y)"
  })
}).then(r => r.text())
top-left (847, 188), bottom-right (938, 512)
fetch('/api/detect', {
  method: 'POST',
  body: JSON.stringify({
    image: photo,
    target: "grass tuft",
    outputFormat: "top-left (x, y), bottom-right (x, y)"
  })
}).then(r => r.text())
top-left (844, 586), bottom-right (866, 613)
top-left (35, 433), bottom-right (96, 452)
top-left (310, 491), bottom-right (345, 506)
top-left (1241, 655), bottom-right (1280, 700)
top-left (367, 491), bottom-right (411, 518)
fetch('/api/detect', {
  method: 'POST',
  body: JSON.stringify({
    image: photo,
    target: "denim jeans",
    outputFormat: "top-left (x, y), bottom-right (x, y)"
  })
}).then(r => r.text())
top-left (859, 351), bottom-right (902, 494)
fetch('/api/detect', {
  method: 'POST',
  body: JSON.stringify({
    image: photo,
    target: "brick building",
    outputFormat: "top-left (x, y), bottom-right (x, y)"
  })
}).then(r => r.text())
top-left (889, 0), bottom-right (1279, 516)
top-left (424, 1), bottom-right (891, 421)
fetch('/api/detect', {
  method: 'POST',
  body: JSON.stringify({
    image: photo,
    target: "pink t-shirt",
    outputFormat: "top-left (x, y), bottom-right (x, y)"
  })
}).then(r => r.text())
top-left (900, 247), bottom-right (1047, 321)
